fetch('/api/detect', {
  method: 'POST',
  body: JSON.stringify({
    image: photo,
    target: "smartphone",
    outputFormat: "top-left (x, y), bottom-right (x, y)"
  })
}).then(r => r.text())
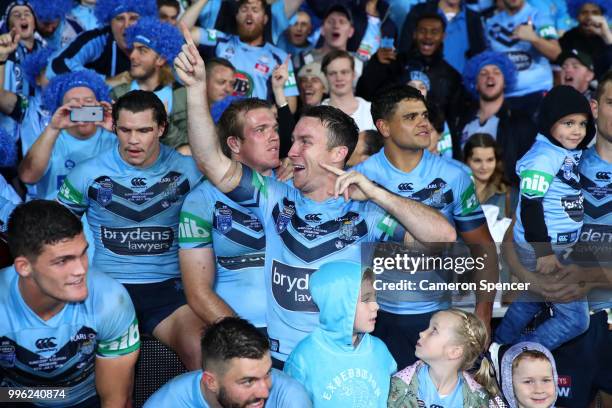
top-left (381, 37), bottom-right (395, 50)
top-left (70, 106), bottom-right (104, 122)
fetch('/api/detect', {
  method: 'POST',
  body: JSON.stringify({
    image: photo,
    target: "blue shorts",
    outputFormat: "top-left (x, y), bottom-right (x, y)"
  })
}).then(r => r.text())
top-left (124, 278), bottom-right (187, 334)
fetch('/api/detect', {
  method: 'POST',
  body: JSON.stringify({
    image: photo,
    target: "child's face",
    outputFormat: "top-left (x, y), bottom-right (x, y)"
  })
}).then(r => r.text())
top-left (415, 311), bottom-right (459, 363)
top-left (512, 358), bottom-right (556, 408)
top-left (550, 113), bottom-right (588, 150)
top-left (353, 279), bottom-right (379, 334)
top-left (408, 80), bottom-right (428, 98)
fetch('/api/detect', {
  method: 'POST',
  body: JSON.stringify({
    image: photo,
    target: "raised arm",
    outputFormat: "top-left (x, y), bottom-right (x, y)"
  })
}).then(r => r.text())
top-left (174, 23), bottom-right (243, 192)
top-left (321, 164), bottom-right (457, 243)
top-left (0, 29), bottom-right (19, 115)
top-left (178, 0), bottom-right (209, 30)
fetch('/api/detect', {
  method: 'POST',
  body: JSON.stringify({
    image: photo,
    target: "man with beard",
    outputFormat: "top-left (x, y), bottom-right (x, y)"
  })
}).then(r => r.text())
top-left (190, 0), bottom-right (299, 113)
top-left (144, 317), bottom-right (311, 407)
top-left (456, 51), bottom-right (537, 186)
top-left (111, 17), bottom-right (187, 149)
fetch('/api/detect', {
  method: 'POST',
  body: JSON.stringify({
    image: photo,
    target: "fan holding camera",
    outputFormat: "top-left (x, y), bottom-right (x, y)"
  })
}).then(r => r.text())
top-left (18, 69), bottom-right (116, 200)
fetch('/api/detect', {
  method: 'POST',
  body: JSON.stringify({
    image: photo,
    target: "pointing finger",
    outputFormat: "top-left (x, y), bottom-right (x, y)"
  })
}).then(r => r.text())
top-left (319, 162), bottom-right (345, 176)
top-left (179, 22), bottom-right (195, 46)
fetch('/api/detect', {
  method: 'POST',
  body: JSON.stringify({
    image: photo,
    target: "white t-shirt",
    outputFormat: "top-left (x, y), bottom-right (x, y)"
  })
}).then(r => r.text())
top-left (322, 97), bottom-right (375, 132)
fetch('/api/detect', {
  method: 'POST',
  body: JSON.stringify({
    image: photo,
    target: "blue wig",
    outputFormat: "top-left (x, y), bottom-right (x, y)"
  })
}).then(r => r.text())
top-left (30, 0), bottom-right (74, 22)
top-left (20, 47), bottom-right (55, 87)
top-left (94, 0), bottom-right (157, 25)
top-left (0, 127), bottom-right (17, 167)
top-left (567, 0), bottom-right (608, 19)
top-left (125, 17), bottom-right (184, 62)
top-left (462, 51), bottom-right (517, 100)
top-left (42, 69), bottom-right (111, 113)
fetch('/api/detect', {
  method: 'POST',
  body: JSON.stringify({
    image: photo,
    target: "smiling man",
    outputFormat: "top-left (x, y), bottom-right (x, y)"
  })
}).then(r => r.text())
top-left (0, 200), bottom-right (140, 407)
top-left (176, 26), bottom-right (456, 366)
top-left (144, 317), bottom-right (312, 407)
top-left (57, 90), bottom-right (206, 370)
top-left (456, 51), bottom-right (537, 186)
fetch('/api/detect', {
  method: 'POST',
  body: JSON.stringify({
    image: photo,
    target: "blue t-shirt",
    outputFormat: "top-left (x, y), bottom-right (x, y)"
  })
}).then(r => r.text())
top-left (417, 364), bottom-right (463, 408)
top-left (514, 135), bottom-right (583, 248)
top-left (0, 267), bottom-right (139, 407)
top-left (485, 3), bottom-right (558, 97)
top-left (352, 149), bottom-right (485, 314)
top-left (31, 128), bottom-right (117, 200)
top-left (57, 144), bottom-right (203, 283)
top-left (197, 29), bottom-right (298, 100)
top-left (144, 368), bottom-right (312, 407)
top-left (225, 166), bottom-right (405, 360)
top-left (578, 146), bottom-right (611, 311)
top-left (179, 180), bottom-right (267, 327)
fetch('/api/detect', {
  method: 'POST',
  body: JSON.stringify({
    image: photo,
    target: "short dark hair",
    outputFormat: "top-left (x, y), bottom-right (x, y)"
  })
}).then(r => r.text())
top-left (361, 130), bottom-right (384, 156)
top-left (7, 200), bottom-right (83, 260)
top-left (201, 317), bottom-right (269, 373)
top-left (415, 12), bottom-right (447, 31)
top-left (321, 49), bottom-right (355, 75)
top-left (301, 105), bottom-right (358, 164)
top-left (205, 57), bottom-right (236, 73)
top-left (594, 70), bottom-right (612, 103)
top-left (217, 98), bottom-right (273, 157)
top-left (113, 90), bottom-right (169, 138)
top-left (157, 0), bottom-right (179, 12)
top-left (371, 84), bottom-right (427, 123)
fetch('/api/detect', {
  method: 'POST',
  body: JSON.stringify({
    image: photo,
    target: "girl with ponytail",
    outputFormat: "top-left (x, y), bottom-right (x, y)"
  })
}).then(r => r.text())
top-left (388, 308), bottom-right (506, 407)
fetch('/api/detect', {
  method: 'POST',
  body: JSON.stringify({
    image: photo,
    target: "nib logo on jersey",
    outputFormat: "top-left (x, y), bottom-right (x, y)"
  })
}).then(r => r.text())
top-left (102, 226), bottom-right (174, 255)
top-left (271, 260), bottom-right (319, 312)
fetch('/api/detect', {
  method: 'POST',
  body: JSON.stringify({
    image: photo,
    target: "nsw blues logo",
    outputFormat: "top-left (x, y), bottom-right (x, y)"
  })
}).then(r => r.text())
top-left (276, 204), bottom-right (295, 233)
top-left (96, 179), bottom-right (113, 207)
top-left (216, 207), bottom-right (233, 234)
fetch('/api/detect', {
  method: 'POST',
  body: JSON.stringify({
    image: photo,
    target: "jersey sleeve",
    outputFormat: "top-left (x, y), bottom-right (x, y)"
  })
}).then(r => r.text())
top-left (225, 165), bottom-right (288, 224)
top-left (451, 169), bottom-right (486, 232)
top-left (283, 352), bottom-right (310, 397)
top-left (534, 9), bottom-right (559, 39)
top-left (91, 272), bottom-right (140, 358)
top-left (178, 185), bottom-right (214, 249)
top-left (197, 28), bottom-right (226, 47)
top-left (517, 150), bottom-right (557, 200)
top-left (57, 163), bottom-right (91, 216)
top-left (271, 369), bottom-right (313, 408)
top-left (46, 29), bottom-right (107, 79)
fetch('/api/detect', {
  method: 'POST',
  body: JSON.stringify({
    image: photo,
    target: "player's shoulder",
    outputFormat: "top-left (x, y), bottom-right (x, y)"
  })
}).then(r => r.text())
top-left (87, 269), bottom-right (132, 312)
top-left (426, 152), bottom-right (472, 181)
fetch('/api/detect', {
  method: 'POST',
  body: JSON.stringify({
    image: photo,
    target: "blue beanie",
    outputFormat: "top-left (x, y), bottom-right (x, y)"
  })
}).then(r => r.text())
top-left (0, 127), bottom-right (17, 168)
top-left (94, 0), bottom-right (157, 25)
top-left (567, 0), bottom-right (608, 19)
top-left (463, 51), bottom-right (517, 100)
top-left (29, 0), bottom-right (74, 22)
top-left (21, 46), bottom-right (55, 87)
top-left (125, 17), bottom-right (184, 62)
top-left (42, 69), bottom-right (110, 113)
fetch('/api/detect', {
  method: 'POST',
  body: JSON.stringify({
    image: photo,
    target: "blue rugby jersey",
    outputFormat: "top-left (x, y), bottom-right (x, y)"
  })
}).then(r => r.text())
top-left (0, 268), bottom-right (139, 407)
top-left (197, 29), bottom-right (298, 100)
top-left (57, 144), bottom-right (203, 283)
top-left (225, 166), bottom-right (405, 360)
top-left (179, 180), bottom-right (267, 327)
top-left (353, 149), bottom-right (485, 314)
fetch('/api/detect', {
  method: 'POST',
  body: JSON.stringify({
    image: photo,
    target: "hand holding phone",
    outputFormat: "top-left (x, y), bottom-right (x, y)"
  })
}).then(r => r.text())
top-left (70, 106), bottom-right (104, 122)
